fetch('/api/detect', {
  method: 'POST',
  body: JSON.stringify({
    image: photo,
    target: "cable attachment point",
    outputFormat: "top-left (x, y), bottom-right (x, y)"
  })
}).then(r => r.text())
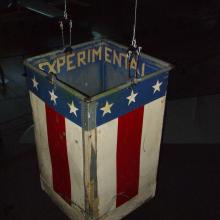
top-left (59, 18), bottom-right (73, 50)
top-left (47, 71), bottom-right (57, 90)
top-left (59, 21), bottom-right (65, 47)
top-left (64, 10), bottom-right (68, 20)
top-left (127, 42), bottom-right (142, 84)
top-left (131, 38), bottom-right (137, 49)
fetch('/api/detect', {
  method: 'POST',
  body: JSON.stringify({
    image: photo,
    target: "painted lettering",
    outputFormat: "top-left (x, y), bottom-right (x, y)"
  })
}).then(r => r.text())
top-left (57, 55), bottom-right (65, 73)
top-left (36, 47), bottom-right (146, 75)
top-left (92, 47), bottom-right (102, 62)
top-left (105, 47), bottom-right (112, 64)
top-left (77, 51), bottom-right (86, 67)
top-left (38, 62), bottom-right (49, 71)
top-left (87, 49), bottom-right (91, 63)
top-left (120, 53), bottom-right (128, 69)
top-left (48, 61), bottom-right (57, 74)
top-left (141, 63), bottom-right (146, 76)
top-left (67, 53), bottom-right (76, 71)
top-left (130, 58), bottom-right (137, 70)
top-left (113, 50), bottom-right (121, 67)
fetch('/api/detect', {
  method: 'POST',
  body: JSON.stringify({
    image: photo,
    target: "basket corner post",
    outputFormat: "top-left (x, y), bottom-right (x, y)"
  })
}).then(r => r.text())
top-left (81, 100), bottom-right (100, 219)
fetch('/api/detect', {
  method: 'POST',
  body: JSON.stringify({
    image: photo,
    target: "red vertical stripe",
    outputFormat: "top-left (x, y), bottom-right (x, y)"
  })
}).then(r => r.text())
top-left (116, 107), bottom-right (144, 207)
top-left (45, 104), bottom-right (71, 204)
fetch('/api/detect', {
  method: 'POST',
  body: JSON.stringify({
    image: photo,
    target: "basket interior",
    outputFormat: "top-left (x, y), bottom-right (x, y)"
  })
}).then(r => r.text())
top-left (29, 40), bottom-right (162, 97)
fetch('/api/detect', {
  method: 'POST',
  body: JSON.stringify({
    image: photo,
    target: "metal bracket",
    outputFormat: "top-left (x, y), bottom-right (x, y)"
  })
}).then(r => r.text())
top-left (81, 101), bottom-right (97, 131)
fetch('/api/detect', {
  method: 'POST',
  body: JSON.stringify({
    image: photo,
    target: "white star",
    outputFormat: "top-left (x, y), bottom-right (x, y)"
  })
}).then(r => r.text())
top-left (68, 101), bottom-right (79, 117)
top-left (126, 90), bottom-right (138, 105)
top-left (100, 101), bottom-right (113, 117)
top-left (152, 80), bottom-right (163, 94)
top-left (49, 89), bottom-right (58, 105)
top-left (32, 76), bottom-right (39, 90)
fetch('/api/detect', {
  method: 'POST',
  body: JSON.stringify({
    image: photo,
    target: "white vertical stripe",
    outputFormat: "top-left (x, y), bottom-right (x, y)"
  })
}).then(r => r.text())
top-left (97, 119), bottom-right (118, 216)
top-left (29, 92), bottom-right (53, 188)
top-left (65, 118), bottom-right (85, 210)
top-left (139, 96), bottom-right (166, 195)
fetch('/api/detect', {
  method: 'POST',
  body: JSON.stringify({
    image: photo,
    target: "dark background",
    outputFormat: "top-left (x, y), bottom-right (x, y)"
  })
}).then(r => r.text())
top-left (1, 0), bottom-right (220, 99)
top-left (0, 0), bottom-right (219, 219)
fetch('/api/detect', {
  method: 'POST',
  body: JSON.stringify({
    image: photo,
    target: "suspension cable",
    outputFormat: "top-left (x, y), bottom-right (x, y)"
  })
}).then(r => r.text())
top-left (127, 0), bottom-right (142, 84)
top-left (60, 21), bottom-right (65, 47)
top-left (64, 0), bottom-right (68, 19)
top-left (132, 0), bottom-right (138, 48)
top-left (69, 19), bottom-right (72, 46)
top-left (59, 0), bottom-right (73, 48)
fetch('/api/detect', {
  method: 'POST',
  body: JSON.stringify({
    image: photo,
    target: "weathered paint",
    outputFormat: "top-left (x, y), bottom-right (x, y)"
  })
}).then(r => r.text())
top-left (139, 96), bottom-right (166, 195)
top-left (83, 129), bottom-right (99, 219)
top-left (45, 104), bottom-right (71, 203)
top-left (97, 119), bottom-right (118, 216)
top-left (116, 107), bottom-right (144, 207)
top-left (30, 91), bottom-right (86, 216)
top-left (65, 118), bottom-right (85, 209)
top-left (30, 92), bottom-right (53, 188)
